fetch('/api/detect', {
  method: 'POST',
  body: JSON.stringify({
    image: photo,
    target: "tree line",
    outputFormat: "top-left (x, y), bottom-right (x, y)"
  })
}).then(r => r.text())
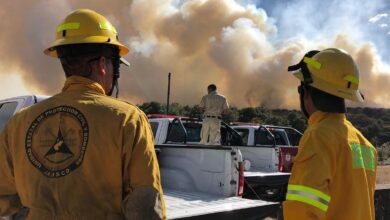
top-left (138, 101), bottom-right (390, 162)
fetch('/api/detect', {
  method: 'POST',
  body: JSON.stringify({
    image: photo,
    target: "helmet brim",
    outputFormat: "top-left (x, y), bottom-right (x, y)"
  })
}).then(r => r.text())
top-left (44, 35), bottom-right (129, 58)
top-left (120, 57), bottom-right (130, 67)
top-left (293, 71), bottom-right (364, 102)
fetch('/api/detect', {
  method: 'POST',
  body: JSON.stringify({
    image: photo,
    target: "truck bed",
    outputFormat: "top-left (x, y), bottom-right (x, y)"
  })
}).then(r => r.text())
top-left (164, 189), bottom-right (279, 220)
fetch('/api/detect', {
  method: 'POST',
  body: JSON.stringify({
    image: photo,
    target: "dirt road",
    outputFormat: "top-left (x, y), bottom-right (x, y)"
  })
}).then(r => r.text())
top-left (377, 165), bottom-right (390, 185)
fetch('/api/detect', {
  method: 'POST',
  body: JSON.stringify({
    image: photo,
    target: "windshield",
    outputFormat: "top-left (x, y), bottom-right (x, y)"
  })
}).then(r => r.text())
top-left (0, 102), bottom-right (18, 132)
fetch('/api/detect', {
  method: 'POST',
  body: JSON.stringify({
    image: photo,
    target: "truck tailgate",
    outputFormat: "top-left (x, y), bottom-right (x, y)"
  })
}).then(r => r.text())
top-left (164, 189), bottom-right (279, 220)
top-left (244, 171), bottom-right (290, 185)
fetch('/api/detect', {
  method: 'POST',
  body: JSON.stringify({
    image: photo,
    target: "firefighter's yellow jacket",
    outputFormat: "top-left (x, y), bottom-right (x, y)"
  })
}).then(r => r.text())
top-left (0, 76), bottom-right (166, 219)
top-left (283, 111), bottom-right (377, 220)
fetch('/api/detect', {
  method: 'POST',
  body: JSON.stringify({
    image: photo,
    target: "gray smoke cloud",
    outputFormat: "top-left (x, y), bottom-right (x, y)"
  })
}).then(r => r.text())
top-left (0, 0), bottom-right (389, 109)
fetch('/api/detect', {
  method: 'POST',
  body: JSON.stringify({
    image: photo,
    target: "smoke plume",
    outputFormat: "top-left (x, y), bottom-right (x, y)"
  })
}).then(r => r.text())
top-left (0, 0), bottom-right (389, 109)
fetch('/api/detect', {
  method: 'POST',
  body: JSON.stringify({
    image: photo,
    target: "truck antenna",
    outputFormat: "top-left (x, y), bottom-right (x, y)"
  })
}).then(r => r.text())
top-left (167, 72), bottom-right (171, 114)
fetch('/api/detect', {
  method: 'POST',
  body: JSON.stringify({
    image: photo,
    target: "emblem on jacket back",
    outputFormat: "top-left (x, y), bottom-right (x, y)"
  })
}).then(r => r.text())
top-left (25, 106), bottom-right (89, 178)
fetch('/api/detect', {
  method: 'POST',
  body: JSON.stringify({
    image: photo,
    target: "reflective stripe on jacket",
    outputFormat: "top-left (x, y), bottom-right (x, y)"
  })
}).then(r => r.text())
top-left (0, 76), bottom-right (166, 219)
top-left (283, 111), bottom-right (377, 220)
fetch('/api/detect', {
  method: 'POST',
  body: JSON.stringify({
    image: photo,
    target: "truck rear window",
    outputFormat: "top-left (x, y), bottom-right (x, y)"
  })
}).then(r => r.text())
top-left (183, 123), bottom-right (202, 142)
top-left (0, 102), bottom-right (18, 131)
top-left (255, 129), bottom-right (288, 146)
top-left (150, 122), bottom-right (159, 137)
top-left (234, 129), bottom-right (249, 145)
top-left (166, 122), bottom-right (202, 143)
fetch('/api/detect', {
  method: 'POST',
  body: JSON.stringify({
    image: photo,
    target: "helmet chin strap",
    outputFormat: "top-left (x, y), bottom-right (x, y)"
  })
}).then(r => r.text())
top-left (107, 78), bottom-right (119, 98)
top-left (114, 80), bottom-right (119, 98)
top-left (300, 96), bottom-right (310, 119)
top-left (107, 56), bottom-right (121, 98)
top-left (299, 83), bottom-right (310, 119)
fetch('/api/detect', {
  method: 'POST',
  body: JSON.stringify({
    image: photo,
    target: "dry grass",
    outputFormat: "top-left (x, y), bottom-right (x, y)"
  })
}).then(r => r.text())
top-left (377, 165), bottom-right (390, 185)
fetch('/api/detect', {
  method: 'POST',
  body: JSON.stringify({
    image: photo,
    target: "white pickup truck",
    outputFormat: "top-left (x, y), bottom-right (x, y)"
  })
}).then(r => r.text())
top-left (231, 124), bottom-right (302, 173)
top-left (148, 115), bottom-right (303, 201)
top-left (0, 96), bottom-right (278, 220)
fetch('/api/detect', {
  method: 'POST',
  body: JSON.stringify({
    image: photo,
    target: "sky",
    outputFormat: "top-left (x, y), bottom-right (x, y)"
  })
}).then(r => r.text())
top-left (0, 0), bottom-right (389, 109)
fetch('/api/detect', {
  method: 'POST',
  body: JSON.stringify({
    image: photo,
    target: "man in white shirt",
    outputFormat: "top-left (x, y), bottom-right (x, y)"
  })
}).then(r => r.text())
top-left (199, 84), bottom-right (229, 145)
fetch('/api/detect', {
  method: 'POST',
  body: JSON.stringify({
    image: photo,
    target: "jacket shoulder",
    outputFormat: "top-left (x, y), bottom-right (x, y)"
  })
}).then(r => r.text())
top-left (344, 120), bottom-right (374, 147)
top-left (97, 96), bottom-right (144, 115)
top-left (301, 120), bottom-right (342, 149)
top-left (308, 116), bottom-right (346, 136)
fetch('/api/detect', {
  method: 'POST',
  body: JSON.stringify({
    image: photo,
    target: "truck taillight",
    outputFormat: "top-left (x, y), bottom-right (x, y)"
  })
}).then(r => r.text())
top-left (278, 149), bottom-right (283, 172)
top-left (238, 162), bottom-right (244, 196)
top-left (279, 147), bottom-right (297, 172)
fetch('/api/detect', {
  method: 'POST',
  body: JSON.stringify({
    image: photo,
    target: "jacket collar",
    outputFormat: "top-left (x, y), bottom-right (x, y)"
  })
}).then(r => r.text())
top-left (62, 76), bottom-right (106, 95)
top-left (308, 111), bottom-right (346, 125)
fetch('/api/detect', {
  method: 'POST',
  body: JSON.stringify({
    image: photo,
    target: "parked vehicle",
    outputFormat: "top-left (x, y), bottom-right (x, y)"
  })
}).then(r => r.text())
top-left (231, 123), bottom-right (303, 173)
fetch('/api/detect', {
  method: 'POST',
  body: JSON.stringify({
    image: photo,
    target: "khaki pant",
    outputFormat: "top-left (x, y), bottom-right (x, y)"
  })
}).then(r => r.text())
top-left (200, 118), bottom-right (221, 145)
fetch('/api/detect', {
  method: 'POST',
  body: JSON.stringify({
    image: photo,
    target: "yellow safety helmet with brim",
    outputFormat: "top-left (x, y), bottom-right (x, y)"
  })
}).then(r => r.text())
top-left (44, 8), bottom-right (129, 66)
top-left (288, 48), bottom-right (364, 102)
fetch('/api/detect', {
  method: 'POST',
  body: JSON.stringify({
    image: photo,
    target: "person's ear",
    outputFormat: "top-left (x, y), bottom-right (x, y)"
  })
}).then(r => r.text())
top-left (98, 56), bottom-right (108, 76)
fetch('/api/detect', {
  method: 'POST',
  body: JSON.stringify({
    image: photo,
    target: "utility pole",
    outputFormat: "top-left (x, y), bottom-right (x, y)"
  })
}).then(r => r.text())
top-left (167, 72), bottom-right (171, 114)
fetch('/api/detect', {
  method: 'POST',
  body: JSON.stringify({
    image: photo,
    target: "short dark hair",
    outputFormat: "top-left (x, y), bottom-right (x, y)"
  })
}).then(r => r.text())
top-left (207, 84), bottom-right (217, 91)
top-left (306, 85), bottom-right (346, 113)
top-left (56, 44), bottom-right (118, 77)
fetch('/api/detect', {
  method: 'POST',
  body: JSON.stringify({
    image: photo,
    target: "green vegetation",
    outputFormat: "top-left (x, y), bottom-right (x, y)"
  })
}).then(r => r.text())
top-left (139, 102), bottom-right (390, 161)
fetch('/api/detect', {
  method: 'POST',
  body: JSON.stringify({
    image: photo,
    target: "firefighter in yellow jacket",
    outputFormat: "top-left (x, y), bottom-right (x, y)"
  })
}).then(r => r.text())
top-left (0, 9), bottom-right (166, 219)
top-left (283, 48), bottom-right (377, 219)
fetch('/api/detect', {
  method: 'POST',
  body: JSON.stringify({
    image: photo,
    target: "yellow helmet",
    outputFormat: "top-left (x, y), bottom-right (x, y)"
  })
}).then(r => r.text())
top-left (44, 9), bottom-right (129, 57)
top-left (288, 48), bottom-right (364, 102)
